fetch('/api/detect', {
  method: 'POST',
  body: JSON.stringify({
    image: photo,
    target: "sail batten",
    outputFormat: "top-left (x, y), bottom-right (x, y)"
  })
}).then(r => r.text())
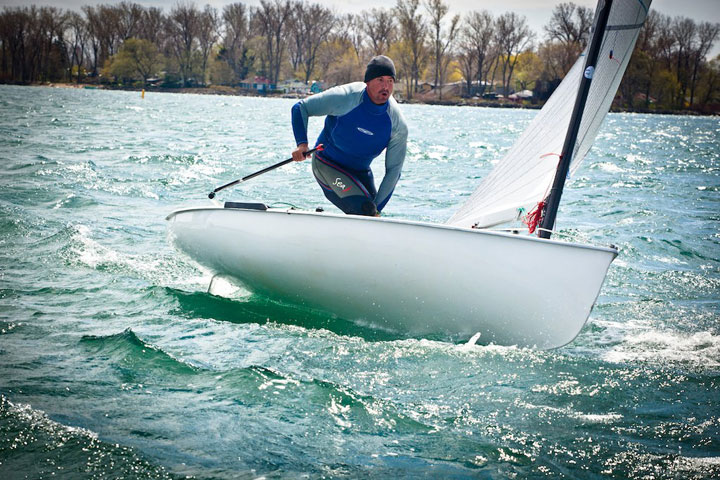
top-left (447, 0), bottom-right (651, 230)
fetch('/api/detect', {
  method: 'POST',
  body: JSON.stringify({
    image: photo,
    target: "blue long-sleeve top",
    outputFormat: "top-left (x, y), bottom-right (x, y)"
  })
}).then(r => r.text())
top-left (291, 82), bottom-right (408, 211)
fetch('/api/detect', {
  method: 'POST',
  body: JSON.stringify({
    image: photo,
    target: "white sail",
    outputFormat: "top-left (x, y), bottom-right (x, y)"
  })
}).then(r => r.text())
top-left (448, 0), bottom-right (651, 229)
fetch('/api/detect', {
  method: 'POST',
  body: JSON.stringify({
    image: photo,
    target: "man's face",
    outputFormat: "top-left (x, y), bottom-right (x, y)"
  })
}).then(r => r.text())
top-left (365, 75), bottom-right (394, 104)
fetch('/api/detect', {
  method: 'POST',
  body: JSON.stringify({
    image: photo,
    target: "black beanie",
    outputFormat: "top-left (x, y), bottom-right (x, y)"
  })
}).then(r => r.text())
top-left (364, 55), bottom-right (396, 82)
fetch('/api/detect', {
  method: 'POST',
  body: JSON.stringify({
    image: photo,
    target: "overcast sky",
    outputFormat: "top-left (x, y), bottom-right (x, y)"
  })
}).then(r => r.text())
top-left (2, 0), bottom-right (719, 55)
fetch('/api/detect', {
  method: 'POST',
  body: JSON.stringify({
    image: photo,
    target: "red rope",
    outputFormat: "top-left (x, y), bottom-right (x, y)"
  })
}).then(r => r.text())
top-left (523, 201), bottom-right (545, 234)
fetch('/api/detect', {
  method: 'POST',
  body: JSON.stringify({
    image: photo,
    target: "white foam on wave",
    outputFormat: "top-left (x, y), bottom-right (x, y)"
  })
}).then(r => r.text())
top-left (625, 153), bottom-right (652, 165)
top-left (168, 161), bottom-right (224, 186)
top-left (67, 224), bottom-right (209, 290)
top-left (575, 412), bottom-right (624, 423)
top-left (56, 159), bottom-right (161, 200)
top-left (53, 193), bottom-right (77, 209)
top-left (681, 456), bottom-right (720, 467)
top-left (71, 224), bottom-right (120, 268)
top-left (602, 329), bottom-right (720, 368)
top-left (592, 162), bottom-right (625, 173)
top-left (206, 274), bottom-right (252, 300)
top-left (651, 255), bottom-right (686, 266)
top-left (515, 399), bottom-right (624, 424)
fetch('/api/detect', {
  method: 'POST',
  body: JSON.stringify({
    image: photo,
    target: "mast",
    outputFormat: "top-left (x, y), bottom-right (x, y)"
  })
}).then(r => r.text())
top-left (538, 0), bottom-right (613, 239)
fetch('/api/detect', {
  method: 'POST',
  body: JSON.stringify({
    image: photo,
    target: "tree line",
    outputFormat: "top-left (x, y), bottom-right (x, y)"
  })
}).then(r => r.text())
top-left (0, 0), bottom-right (718, 112)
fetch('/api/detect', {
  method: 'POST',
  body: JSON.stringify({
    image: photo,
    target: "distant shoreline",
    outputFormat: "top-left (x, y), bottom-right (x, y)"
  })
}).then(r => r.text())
top-left (14, 81), bottom-right (716, 116)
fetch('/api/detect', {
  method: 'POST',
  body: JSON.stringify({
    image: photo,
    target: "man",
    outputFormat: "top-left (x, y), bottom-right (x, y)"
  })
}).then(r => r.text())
top-left (290, 55), bottom-right (408, 216)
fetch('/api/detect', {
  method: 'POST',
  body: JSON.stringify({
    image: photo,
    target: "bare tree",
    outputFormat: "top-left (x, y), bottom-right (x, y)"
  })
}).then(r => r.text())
top-left (286, 2), bottom-right (333, 81)
top-left (541, 1), bottom-right (591, 82)
top-left (362, 8), bottom-right (395, 56)
top-left (221, 2), bottom-right (252, 83)
top-left (647, 13), bottom-right (678, 106)
top-left (537, 41), bottom-right (569, 86)
top-left (340, 13), bottom-right (365, 60)
top-left (632, 10), bottom-right (660, 108)
top-left (167, 2), bottom-right (199, 87)
top-left (298, 3), bottom-right (334, 83)
top-left (197, 4), bottom-right (219, 85)
top-left (317, 38), bottom-right (362, 86)
top-left (544, 2), bottom-right (592, 48)
top-left (116, 1), bottom-right (144, 41)
top-left (66, 11), bottom-right (87, 83)
top-left (29, 7), bottom-right (69, 83)
top-left (98, 5), bottom-right (122, 59)
top-left (395, 0), bottom-right (427, 99)
top-left (287, 5), bottom-right (304, 73)
top-left (672, 17), bottom-right (696, 106)
top-left (0, 10), bottom-right (12, 78)
top-left (316, 16), bottom-right (363, 85)
top-left (254, 0), bottom-right (292, 85)
top-left (456, 10), bottom-right (494, 97)
top-left (424, 0), bottom-right (459, 99)
top-left (80, 4), bottom-right (124, 76)
top-left (138, 7), bottom-right (166, 46)
top-left (495, 12), bottom-right (533, 95)
top-left (0, 5), bottom-right (68, 83)
top-left (0, 7), bottom-right (32, 81)
top-left (689, 21), bottom-right (720, 105)
top-left (654, 13), bottom-right (676, 70)
top-left (701, 57), bottom-right (720, 105)
top-left (82, 6), bottom-right (102, 76)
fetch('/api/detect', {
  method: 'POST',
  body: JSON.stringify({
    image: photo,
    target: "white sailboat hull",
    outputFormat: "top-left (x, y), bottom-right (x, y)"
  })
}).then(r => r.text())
top-left (167, 206), bottom-right (617, 349)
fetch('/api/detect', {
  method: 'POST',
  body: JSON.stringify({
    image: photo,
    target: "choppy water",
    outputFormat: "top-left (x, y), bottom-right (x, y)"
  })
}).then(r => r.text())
top-left (0, 84), bottom-right (718, 478)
